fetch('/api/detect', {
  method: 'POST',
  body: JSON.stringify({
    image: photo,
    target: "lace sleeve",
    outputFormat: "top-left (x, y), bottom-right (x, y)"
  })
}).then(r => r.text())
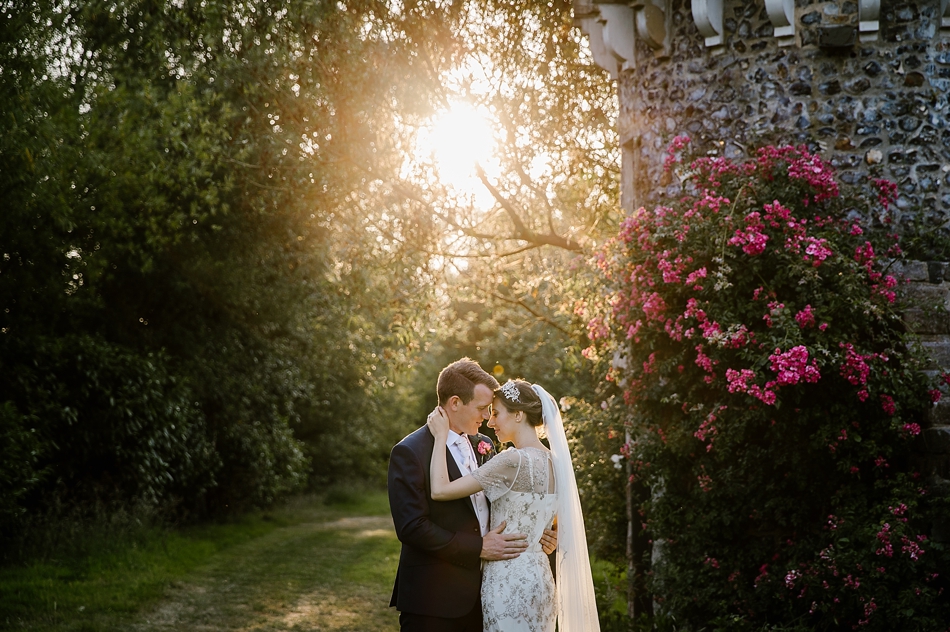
top-left (471, 449), bottom-right (522, 502)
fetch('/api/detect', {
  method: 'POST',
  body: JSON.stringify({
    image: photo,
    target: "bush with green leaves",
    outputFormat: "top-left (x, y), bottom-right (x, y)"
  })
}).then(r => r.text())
top-left (0, 401), bottom-right (46, 534)
top-left (583, 140), bottom-right (950, 630)
top-left (1, 336), bottom-right (219, 526)
top-left (0, 0), bottom-right (445, 534)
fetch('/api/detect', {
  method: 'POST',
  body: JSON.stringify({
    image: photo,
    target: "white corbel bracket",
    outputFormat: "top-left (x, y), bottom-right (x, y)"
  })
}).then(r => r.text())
top-left (692, 0), bottom-right (724, 50)
top-left (631, 0), bottom-right (672, 59)
top-left (579, 16), bottom-right (619, 78)
top-left (599, 4), bottom-right (637, 72)
top-left (859, 0), bottom-right (881, 42)
top-left (765, 0), bottom-right (796, 47)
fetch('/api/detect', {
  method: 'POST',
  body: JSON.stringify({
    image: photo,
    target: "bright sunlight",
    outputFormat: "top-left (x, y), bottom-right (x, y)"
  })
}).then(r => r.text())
top-left (413, 102), bottom-right (499, 209)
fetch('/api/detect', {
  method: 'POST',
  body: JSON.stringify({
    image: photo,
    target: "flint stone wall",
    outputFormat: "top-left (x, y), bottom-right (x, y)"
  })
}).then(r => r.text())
top-left (901, 260), bottom-right (950, 506)
top-left (614, 0), bottom-right (950, 222)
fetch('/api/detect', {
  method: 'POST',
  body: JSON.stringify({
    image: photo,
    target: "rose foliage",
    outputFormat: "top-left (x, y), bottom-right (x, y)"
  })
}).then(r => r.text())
top-left (584, 141), bottom-right (950, 630)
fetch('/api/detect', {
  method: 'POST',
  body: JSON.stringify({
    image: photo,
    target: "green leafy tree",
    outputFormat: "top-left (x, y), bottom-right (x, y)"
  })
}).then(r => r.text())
top-left (0, 0), bottom-right (461, 534)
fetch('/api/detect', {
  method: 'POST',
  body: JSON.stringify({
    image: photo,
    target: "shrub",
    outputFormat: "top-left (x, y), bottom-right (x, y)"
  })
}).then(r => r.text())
top-left (1, 332), bottom-right (315, 534)
top-left (1, 335), bottom-right (219, 515)
top-left (561, 396), bottom-right (628, 564)
top-left (584, 140), bottom-right (950, 630)
top-left (0, 401), bottom-right (46, 535)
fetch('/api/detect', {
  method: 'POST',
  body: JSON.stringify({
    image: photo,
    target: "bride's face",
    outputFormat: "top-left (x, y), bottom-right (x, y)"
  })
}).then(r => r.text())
top-left (488, 397), bottom-right (518, 443)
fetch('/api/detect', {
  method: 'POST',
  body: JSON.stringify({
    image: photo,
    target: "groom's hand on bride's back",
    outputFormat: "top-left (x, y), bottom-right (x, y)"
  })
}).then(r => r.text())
top-left (540, 523), bottom-right (557, 556)
top-left (480, 521), bottom-right (529, 561)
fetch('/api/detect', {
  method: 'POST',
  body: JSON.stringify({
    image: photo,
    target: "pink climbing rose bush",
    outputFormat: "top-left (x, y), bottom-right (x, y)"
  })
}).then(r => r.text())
top-left (583, 140), bottom-right (950, 630)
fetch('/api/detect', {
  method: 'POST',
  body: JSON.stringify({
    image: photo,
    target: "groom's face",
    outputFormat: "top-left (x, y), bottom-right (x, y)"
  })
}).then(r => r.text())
top-left (449, 383), bottom-right (494, 436)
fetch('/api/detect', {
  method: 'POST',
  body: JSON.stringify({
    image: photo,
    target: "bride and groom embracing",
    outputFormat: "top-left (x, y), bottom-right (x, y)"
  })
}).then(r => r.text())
top-left (388, 358), bottom-right (600, 632)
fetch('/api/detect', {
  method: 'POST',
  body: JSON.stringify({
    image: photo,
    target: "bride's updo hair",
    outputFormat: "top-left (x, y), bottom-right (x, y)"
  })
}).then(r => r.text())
top-left (494, 379), bottom-right (543, 427)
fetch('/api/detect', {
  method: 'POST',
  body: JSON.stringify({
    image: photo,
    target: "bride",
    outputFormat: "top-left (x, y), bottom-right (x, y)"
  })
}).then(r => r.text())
top-left (427, 379), bottom-right (600, 632)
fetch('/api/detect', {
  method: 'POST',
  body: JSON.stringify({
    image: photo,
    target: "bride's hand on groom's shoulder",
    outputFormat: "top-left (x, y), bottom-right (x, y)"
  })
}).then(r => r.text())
top-left (427, 406), bottom-right (449, 438)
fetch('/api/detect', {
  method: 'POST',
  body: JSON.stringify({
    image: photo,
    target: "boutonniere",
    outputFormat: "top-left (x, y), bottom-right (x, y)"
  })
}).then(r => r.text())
top-left (477, 440), bottom-right (493, 456)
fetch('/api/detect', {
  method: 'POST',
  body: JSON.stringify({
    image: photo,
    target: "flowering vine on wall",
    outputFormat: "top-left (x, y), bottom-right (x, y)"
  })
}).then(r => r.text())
top-left (582, 139), bottom-right (950, 630)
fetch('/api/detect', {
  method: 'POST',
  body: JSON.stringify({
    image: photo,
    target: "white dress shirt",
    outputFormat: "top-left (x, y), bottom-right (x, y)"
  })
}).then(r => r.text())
top-left (447, 429), bottom-right (491, 536)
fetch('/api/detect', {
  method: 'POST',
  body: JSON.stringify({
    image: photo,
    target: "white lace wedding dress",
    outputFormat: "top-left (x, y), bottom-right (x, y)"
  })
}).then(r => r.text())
top-left (472, 446), bottom-right (557, 632)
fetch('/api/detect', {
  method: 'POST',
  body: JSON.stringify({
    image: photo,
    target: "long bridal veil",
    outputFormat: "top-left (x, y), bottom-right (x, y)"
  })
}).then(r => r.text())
top-left (531, 384), bottom-right (601, 632)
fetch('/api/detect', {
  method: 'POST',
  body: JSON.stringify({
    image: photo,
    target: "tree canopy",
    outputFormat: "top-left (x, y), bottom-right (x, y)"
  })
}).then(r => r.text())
top-left (2, 0), bottom-right (445, 529)
top-left (1, 0), bottom-right (618, 545)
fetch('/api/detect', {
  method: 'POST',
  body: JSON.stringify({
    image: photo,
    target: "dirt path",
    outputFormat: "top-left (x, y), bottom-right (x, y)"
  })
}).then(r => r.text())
top-left (130, 516), bottom-right (400, 632)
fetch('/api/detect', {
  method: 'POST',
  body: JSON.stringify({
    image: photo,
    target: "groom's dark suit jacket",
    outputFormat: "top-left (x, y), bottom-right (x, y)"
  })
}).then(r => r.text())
top-left (388, 425), bottom-right (495, 619)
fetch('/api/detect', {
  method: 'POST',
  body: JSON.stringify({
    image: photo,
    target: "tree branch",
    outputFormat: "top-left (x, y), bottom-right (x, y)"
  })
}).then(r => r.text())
top-left (489, 292), bottom-right (570, 335)
top-left (388, 181), bottom-right (497, 242)
top-left (474, 165), bottom-right (582, 252)
top-left (475, 163), bottom-right (529, 236)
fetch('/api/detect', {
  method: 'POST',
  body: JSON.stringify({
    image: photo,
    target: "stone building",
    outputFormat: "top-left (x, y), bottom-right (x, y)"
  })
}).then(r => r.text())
top-left (572, 0), bottom-right (950, 614)
top-left (573, 0), bottom-right (950, 217)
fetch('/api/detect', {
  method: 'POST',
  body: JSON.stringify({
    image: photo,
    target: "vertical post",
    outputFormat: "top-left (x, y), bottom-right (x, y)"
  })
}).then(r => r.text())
top-left (625, 425), bottom-right (654, 626)
top-left (625, 428), bottom-right (635, 621)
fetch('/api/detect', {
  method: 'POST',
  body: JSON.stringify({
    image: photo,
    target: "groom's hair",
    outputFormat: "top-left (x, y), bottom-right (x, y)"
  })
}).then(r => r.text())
top-left (437, 358), bottom-right (500, 406)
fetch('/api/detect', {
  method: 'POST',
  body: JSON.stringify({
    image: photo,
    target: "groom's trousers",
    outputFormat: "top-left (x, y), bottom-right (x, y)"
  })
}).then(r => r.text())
top-left (398, 601), bottom-right (482, 632)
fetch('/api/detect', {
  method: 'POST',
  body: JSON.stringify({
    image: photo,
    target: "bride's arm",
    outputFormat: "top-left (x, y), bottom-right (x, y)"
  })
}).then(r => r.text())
top-left (427, 407), bottom-right (484, 501)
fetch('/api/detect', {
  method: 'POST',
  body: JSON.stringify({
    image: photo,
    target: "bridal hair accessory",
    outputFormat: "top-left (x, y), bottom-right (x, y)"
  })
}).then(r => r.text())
top-left (501, 381), bottom-right (521, 403)
top-left (531, 384), bottom-right (601, 632)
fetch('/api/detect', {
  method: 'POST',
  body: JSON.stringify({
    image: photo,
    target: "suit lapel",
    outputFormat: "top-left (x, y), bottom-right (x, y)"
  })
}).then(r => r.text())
top-left (429, 429), bottom-right (477, 519)
top-left (445, 443), bottom-right (464, 481)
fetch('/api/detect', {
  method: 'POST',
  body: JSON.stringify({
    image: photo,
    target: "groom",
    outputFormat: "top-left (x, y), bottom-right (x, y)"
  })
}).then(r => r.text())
top-left (388, 358), bottom-right (554, 632)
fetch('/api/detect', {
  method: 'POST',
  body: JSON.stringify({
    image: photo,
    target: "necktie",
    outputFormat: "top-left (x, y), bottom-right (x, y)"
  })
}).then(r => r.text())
top-left (454, 434), bottom-right (489, 535)
top-left (456, 434), bottom-right (477, 473)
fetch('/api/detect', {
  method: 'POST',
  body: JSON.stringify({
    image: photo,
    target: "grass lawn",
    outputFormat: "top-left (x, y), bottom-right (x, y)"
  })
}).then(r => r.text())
top-left (0, 490), bottom-right (400, 631)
